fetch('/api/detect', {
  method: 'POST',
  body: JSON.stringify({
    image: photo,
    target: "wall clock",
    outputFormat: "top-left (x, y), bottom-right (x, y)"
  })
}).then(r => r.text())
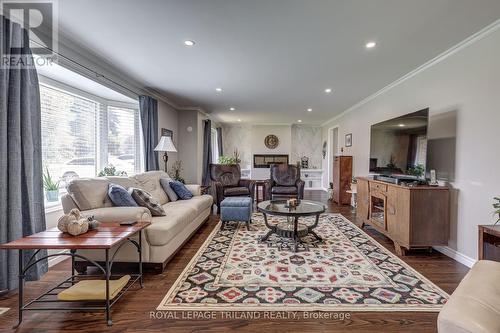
top-left (264, 134), bottom-right (279, 149)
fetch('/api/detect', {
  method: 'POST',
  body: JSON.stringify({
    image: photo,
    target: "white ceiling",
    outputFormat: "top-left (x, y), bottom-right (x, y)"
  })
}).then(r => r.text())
top-left (57, 0), bottom-right (500, 124)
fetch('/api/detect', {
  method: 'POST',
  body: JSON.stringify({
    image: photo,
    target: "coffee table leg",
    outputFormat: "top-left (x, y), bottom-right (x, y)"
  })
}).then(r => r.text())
top-left (260, 213), bottom-right (274, 242)
top-left (105, 249), bottom-right (112, 326)
top-left (14, 249), bottom-right (23, 328)
top-left (309, 214), bottom-right (323, 242)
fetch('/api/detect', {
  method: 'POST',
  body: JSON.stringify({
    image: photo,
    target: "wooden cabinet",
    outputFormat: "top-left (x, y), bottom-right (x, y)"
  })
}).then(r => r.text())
top-left (356, 177), bottom-right (449, 255)
top-left (332, 156), bottom-right (352, 205)
top-left (356, 178), bottom-right (369, 222)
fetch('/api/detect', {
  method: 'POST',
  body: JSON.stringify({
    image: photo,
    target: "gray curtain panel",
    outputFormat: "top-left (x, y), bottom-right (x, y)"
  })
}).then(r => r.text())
top-left (216, 127), bottom-right (223, 157)
top-left (139, 95), bottom-right (159, 171)
top-left (0, 16), bottom-right (48, 292)
top-left (201, 120), bottom-right (212, 185)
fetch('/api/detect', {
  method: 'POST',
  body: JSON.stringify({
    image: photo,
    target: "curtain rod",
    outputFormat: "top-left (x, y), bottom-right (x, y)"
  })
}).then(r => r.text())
top-left (30, 39), bottom-right (140, 98)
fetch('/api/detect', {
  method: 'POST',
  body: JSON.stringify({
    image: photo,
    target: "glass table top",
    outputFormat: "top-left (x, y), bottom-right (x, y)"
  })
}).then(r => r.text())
top-left (257, 200), bottom-right (326, 216)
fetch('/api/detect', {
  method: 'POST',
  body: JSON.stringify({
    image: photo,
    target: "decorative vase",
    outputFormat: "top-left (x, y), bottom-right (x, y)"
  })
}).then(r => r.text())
top-left (328, 188), bottom-right (334, 201)
top-left (45, 190), bottom-right (59, 202)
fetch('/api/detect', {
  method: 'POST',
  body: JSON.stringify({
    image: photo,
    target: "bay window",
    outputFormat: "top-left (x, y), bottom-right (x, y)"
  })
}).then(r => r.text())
top-left (40, 82), bottom-right (141, 198)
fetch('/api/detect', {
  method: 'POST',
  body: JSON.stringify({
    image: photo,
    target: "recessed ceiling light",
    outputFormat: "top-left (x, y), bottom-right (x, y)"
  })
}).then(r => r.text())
top-left (237, 119), bottom-right (242, 122)
top-left (398, 123), bottom-right (405, 127)
top-left (324, 88), bottom-right (332, 94)
top-left (307, 108), bottom-right (312, 112)
top-left (297, 119), bottom-right (302, 123)
top-left (365, 41), bottom-right (376, 49)
top-left (184, 40), bottom-right (195, 46)
top-left (215, 87), bottom-right (222, 92)
top-left (230, 107), bottom-right (235, 111)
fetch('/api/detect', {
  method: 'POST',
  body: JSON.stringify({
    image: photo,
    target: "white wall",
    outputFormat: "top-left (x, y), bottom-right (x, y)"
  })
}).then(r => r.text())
top-left (322, 27), bottom-right (500, 261)
top-left (222, 124), bottom-right (323, 180)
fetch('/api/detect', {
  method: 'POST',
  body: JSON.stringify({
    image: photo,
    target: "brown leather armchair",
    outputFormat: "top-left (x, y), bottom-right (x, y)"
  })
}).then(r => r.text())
top-left (265, 164), bottom-right (304, 200)
top-left (209, 164), bottom-right (255, 210)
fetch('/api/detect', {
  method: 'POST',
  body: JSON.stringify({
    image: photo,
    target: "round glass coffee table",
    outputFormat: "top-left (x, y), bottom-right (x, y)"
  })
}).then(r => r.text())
top-left (257, 200), bottom-right (326, 252)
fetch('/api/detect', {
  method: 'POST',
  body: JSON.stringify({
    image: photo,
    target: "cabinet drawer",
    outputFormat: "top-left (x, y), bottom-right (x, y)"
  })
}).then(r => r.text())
top-left (369, 182), bottom-right (387, 193)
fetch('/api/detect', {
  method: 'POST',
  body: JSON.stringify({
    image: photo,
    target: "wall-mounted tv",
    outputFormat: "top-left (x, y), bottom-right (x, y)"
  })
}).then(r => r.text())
top-left (369, 108), bottom-right (429, 176)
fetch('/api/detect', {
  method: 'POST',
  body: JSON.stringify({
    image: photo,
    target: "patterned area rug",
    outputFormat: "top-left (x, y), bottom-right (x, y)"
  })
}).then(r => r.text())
top-left (157, 213), bottom-right (449, 312)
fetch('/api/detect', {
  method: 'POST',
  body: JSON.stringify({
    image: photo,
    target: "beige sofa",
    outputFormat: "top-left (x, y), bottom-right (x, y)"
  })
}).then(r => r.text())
top-left (437, 260), bottom-right (500, 333)
top-left (61, 171), bottom-right (213, 272)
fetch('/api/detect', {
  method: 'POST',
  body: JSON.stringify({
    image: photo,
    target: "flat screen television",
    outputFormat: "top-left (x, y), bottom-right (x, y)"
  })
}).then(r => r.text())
top-left (369, 108), bottom-right (429, 177)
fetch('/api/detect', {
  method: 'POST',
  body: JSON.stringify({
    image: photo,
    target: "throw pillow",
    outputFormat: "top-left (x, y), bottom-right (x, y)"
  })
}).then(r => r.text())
top-left (128, 188), bottom-right (166, 216)
top-left (170, 181), bottom-right (193, 200)
top-left (160, 178), bottom-right (178, 202)
top-left (108, 183), bottom-right (138, 207)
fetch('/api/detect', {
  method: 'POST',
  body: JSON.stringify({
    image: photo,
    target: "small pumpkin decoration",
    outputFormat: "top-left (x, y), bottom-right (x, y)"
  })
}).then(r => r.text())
top-left (57, 209), bottom-right (100, 236)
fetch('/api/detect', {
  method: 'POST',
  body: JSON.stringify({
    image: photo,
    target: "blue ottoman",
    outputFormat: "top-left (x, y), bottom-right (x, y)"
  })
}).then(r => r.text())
top-left (220, 197), bottom-right (253, 230)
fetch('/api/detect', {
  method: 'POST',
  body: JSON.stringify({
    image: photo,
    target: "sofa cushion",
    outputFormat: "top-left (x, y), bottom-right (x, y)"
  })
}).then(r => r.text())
top-left (129, 188), bottom-right (166, 216)
top-left (170, 181), bottom-right (194, 200)
top-left (144, 195), bottom-right (213, 246)
top-left (130, 171), bottom-right (170, 205)
top-left (160, 178), bottom-right (178, 202)
top-left (224, 186), bottom-right (250, 196)
top-left (67, 178), bottom-right (113, 210)
top-left (271, 186), bottom-right (298, 194)
top-left (108, 183), bottom-right (138, 207)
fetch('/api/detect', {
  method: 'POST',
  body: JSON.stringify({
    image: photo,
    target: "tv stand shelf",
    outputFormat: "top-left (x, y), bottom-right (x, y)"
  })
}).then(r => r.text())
top-left (356, 177), bottom-right (449, 255)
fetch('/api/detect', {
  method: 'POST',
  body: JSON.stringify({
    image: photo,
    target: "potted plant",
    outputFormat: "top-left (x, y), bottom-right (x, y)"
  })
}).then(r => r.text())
top-left (98, 165), bottom-right (127, 177)
top-left (407, 164), bottom-right (425, 178)
top-left (43, 167), bottom-right (60, 202)
top-left (218, 155), bottom-right (237, 165)
top-left (169, 160), bottom-right (185, 184)
top-left (351, 177), bottom-right (357, 192)
top-left (494, 197), bottom-right (500, 225)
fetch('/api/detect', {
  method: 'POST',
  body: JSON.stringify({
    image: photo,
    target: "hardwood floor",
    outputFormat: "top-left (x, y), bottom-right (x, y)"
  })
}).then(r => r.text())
top-left (0, 191), bottom-right (469, 333)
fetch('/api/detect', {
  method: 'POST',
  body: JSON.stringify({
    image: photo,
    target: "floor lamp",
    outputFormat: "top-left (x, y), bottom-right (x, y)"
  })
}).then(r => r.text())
top-left (154, 136), bottom-right (177, 172)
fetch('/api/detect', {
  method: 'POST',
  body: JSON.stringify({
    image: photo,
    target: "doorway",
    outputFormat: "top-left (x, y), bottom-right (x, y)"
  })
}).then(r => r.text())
top-left (328, 127), bottom-right (339, 186)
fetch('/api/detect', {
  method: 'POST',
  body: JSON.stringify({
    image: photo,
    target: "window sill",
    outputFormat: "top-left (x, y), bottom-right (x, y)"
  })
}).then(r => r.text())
top-left (45, 201), bottom-right (63, 214)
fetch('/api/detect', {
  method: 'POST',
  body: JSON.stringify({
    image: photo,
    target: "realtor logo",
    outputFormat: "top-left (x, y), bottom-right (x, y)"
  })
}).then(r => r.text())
top-left (1, 0), bottom-right (57, 65)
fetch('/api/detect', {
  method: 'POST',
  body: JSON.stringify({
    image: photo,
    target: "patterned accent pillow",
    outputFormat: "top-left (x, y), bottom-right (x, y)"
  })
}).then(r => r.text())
top-left (128, 188), bottom-right (166, 216)
top-left (169, 181), bottom-right (193, 200)
top-left (160, 178), bottom-right (178, 202)
top-left (108, 183), bottom-right (138, 207)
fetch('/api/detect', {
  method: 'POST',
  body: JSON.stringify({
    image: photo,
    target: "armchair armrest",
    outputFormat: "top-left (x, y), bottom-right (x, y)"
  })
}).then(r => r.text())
top-left (82, 207), bottom-right (152, 223)
top-left (185, 184), bottom-right (201, 196)
top-left (211, 181), bottom-right (225, 208)
top-left (264, 179), bottom-right (274, 201)
top-left (239, 179), bottom-right (256, 200)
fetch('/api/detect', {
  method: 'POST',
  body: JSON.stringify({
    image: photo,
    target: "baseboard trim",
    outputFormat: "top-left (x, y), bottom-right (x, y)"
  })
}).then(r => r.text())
top-left (433, 246), bottom-right (476, 268)
top-left (48, 250), bottom-right (69, 267)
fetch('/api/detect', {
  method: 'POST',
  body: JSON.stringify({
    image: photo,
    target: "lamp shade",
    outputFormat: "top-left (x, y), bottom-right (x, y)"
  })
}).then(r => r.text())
top-left (154, 136), bottom-right (177, 152)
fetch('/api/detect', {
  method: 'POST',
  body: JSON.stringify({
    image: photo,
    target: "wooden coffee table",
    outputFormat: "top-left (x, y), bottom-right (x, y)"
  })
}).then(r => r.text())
top-left (0, 221), bottom-right (150, 327)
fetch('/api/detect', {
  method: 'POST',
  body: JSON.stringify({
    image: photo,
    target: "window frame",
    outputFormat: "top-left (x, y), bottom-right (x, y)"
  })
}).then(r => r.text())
top-left (38, 75), bottom-right (141, 210)
top-left (39, 75), bottom-right (141, 175)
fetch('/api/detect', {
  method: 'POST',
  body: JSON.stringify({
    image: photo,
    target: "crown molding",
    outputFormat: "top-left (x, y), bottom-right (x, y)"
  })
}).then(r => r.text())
top-left (322, 18), bottom-right (500, 127)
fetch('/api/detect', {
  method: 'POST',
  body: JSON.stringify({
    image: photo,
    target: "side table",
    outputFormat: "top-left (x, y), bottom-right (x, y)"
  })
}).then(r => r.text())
top-left (478, 225), bottom-right (500, 261)
top-left (0, 221), bottom-right (150, 327)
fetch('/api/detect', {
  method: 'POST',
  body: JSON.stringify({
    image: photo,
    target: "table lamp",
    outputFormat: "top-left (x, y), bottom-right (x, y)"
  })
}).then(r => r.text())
top-left (154, 136), bottom-right (177, 172)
